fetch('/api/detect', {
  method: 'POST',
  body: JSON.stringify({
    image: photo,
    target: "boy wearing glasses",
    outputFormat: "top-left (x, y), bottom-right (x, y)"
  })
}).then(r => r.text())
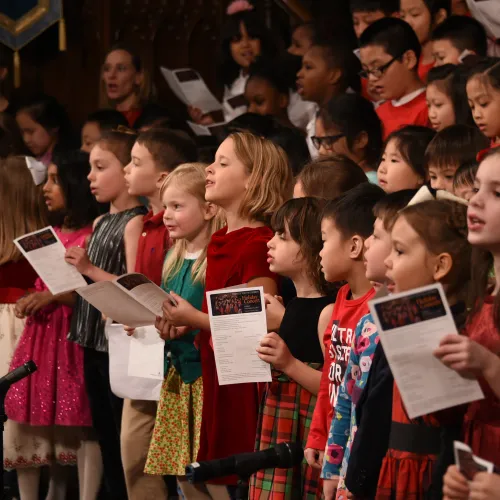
top-left (360, 18), bottom-right (429, 139)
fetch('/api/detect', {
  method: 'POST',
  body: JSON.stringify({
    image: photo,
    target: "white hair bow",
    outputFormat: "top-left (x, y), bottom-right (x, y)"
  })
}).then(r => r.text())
top-left (407, 185), bottom-right (468, 206)
top-left (25, 157), bottom-right (47, 186)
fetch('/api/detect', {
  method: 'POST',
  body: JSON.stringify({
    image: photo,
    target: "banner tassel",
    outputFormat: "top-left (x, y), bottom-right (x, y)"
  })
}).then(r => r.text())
top-left (59, 17), bottom-right (66, 51)
top-left (13, 50), bottom-right (20, 88)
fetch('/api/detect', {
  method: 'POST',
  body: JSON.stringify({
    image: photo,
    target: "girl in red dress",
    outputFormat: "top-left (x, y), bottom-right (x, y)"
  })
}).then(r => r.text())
top-left (158, 131), bottom-right (293, 498)
top-left (376, 199), bottom-right (473, 500)
top-left (437, 147), bottom-right (500, 499)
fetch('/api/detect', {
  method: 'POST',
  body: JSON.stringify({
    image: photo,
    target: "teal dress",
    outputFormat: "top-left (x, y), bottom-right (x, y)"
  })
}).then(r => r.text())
top-left (145, 254), bottom-right (205, 476)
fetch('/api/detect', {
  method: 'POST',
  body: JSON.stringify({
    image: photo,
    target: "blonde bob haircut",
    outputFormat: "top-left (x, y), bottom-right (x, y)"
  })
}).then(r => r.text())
top-left (229, 131), bottom-right (293, 223)
top-left (0, 157), bottom-right (48, 264)
top-left (159, 163), bottom-right (224, 285)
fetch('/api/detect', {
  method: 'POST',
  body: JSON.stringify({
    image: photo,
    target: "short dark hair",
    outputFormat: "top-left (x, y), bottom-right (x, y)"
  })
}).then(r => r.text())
top-left (51, 150), bottom-right (104, 229)
top-left (431, 15), bottom-right (487, 56)
top-left (297, 156), bottom-right (368, 199)
top-left (85, 109), bottom-right (128, 132)
top-left (453, 160), bottom-right (479, 190)
top-left (350, 0), bottom-right (399, 15)
top-left (136, 128), bottom-right (198, 172)
top-left (421, 0), bottom-right (451, 16)
top-left (247, 58), bottom-right (291, 95)
top-left (321, 93), bottom-right (383, 166)
top-left (427, 64), bottom-right (475, 127)
top-left (322, 182), bottom-right (385, 239)
top-left (424, 124), bottom-right (490, 170)
top-left (359, 17), bottom-right (422, 64)
top-left (310, 36), bottom-right (361, 93)
top-left (373, 189), bottom-right (419, 231)
top-left (384, 126), bottom-right (436, 180)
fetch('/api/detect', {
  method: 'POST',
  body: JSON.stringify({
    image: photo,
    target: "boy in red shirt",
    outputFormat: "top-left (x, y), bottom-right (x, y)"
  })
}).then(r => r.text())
top-left (359, 18), bottom-right (429, 139)
top-left (305, 183), bottom-right (384, 486)
top-left (121, 128), bottom-right (198, 500)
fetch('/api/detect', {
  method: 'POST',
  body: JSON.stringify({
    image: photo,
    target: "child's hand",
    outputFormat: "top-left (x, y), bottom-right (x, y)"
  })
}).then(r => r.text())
top-left (469, 472), bottom-right (500, 500)
top-left (434, 334), bottom-right (493, 379)
top-left (65, 246), bottom-right (93, 275)
top-left (123, 325), bottom-right (135, 337)
top-left (155, 316), bottom-right (191, 341)
top-left (161, 292), bottom-right (197, 327)
top-left (264, 294), bottom-right (285, 331)
top-left (187, 106), bottom-right (215, 125)
top-left (257, 332), bottom-right (294, 372)
top-left (323, 477), bottom-right (339, 500)
top-left (442, 465), bottom-right (469, 500)
top-left (15, 291), bottom-right (53, 318)
top-left (304, 448), bottom-right (323, 469)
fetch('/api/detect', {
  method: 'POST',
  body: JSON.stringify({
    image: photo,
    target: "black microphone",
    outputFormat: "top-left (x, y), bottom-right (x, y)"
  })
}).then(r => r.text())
top-left (185, 442), bottom-right (304, 483)
top-left (0, 361), bottom-right (37, 394)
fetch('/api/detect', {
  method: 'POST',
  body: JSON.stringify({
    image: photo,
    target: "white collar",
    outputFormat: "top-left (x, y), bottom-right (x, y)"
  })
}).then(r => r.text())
top-left (391, 87), bottom-right (426, 107)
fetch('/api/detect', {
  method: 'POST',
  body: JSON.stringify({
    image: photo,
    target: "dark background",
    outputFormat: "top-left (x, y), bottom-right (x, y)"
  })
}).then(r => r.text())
top-left (8, 0), bottom-right (352, 126)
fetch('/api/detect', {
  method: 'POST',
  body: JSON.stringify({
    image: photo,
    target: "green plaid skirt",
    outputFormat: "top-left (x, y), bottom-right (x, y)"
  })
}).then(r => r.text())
top-left (249, 365), bottom-right (323, 499)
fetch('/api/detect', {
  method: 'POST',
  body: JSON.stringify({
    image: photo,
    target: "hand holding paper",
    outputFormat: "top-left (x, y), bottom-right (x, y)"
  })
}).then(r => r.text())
top-left (257, 332), bottom-right (294, 372)
top-left (65, 246), bottom-right (92, 275)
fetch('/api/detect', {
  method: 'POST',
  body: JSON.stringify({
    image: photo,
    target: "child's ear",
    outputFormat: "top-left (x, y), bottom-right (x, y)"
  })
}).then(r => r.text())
top-left (433, 8), bottom-right (447, 27)
top-left (402, 50), bottom-right (418, 72)
top-left (327, 68), bottom-right (342, 87)
top-left (156, 171), bottom-right (169, 189)
top-left (432, 252), bottom-right (453, 282)
top-left (278, 93), bottom-right (290, 110)
top-left (204, 202), bottom-right (218, 220)
top-left (135, 70), bottom-right (144, 89)
top-left (353, 131), bottom-right (369, 152)
top-left (350, 235), bottom-right (365, 259)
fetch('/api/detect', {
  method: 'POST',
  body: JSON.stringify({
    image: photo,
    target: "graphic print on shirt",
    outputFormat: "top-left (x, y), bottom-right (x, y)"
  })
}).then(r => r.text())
top-left (328, 320), bottom-right (354, 407)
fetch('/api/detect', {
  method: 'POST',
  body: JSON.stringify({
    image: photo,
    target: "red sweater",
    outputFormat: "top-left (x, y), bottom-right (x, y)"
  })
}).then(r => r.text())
top-left (377, 90), bottom-right (429, 140)
top-left (198, 226), bottom-right (278, 484)
top-left (306, 284), bottom-right (375, 451)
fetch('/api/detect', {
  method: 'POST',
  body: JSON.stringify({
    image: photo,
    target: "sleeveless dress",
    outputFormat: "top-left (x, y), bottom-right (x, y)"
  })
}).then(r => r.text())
top-left (145, 253), bottom-right (205, 476)
top-left (249, 296), bottom-right (334, 500)
top-left (4, 227), bottom-right (93, 469)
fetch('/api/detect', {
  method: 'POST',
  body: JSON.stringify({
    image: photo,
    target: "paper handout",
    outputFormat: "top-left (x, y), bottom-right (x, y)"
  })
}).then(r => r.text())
top-left (77, 273), bottom-right (177, 328)
top-left (160, 67), bottom-right (222, 114)
top-left (107, 323), bottom-right (164, 401)
top-left (207, 286), bottom-right (271, 386)
top-left (369, 284), bottom-right (484, 419)
top-left (14, 226), bottom-right (87, 295)
top-left (454, 441), bottom-right (494, 481)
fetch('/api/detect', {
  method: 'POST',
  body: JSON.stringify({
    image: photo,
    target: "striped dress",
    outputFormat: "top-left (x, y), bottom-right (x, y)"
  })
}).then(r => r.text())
top-left (249, 296), bottom-right (334, 500)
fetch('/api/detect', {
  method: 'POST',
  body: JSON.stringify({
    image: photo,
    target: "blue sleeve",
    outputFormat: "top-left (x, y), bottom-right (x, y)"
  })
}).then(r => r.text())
top-left (322, 316), bottom-right (364, 478)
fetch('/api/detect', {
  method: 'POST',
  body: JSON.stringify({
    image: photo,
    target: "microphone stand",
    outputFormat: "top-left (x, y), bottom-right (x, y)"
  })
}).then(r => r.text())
top-left (235, 476), bottom-right (250, 500)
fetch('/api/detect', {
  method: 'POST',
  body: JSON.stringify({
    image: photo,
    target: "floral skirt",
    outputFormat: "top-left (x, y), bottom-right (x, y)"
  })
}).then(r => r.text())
top-left (145, 367), bottom-right (203, 476)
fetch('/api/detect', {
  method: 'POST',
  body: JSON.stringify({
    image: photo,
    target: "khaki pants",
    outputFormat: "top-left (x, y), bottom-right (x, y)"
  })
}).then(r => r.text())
top-left (121, 399), bottom-right (168, 500)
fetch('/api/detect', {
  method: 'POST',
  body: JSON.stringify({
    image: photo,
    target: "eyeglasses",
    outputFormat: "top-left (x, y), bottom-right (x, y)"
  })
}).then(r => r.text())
top-left (359, 53), bottom-right (403, 79)
top-left (311, 134), bottom-right (344, 151)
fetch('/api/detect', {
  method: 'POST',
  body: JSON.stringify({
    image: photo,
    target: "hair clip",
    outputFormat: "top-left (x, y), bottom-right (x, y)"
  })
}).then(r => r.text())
top-left (226, 0), bottom-right (254, 15)
top-left (25, 157), bottom-right (47, 186)
top-left (113, 125), bottom-right (138, 135)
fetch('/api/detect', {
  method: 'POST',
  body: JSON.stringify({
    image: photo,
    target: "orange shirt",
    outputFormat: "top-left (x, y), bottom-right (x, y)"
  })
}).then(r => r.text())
top-left (376, 89), bottom-right (429, 139)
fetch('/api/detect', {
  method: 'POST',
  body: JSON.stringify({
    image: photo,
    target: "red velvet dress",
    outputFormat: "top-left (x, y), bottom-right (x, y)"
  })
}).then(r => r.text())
top-left (462, 298), bottom-right (500, 464)
top-left (197, 226), bottom-right (278, 485)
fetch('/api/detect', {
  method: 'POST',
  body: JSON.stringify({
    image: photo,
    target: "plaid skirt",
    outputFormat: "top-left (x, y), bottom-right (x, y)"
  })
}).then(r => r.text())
top-left (249, 365), bottom-right (323, 500)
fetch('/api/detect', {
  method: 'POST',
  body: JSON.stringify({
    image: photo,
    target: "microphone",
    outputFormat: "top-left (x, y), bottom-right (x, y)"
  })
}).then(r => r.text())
top-left (0, 361), bottom-right (37, 394)
top-left (185, 442), bottom-right (304, 483)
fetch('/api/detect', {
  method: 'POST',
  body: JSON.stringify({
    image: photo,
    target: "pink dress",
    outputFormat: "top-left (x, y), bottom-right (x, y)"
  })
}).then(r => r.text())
top-left (5, 226), bottom-right (92, 427)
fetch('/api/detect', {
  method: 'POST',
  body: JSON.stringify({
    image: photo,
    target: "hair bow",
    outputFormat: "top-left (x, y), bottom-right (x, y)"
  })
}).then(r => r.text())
top-left (407, 185), bottom-right (468, 207)
top-left (25, 157), bottom-right (47, 186)
top-left (226, 0), bottom-right (254, 15)
top-left (113, 125), bottom-right (138, 135)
